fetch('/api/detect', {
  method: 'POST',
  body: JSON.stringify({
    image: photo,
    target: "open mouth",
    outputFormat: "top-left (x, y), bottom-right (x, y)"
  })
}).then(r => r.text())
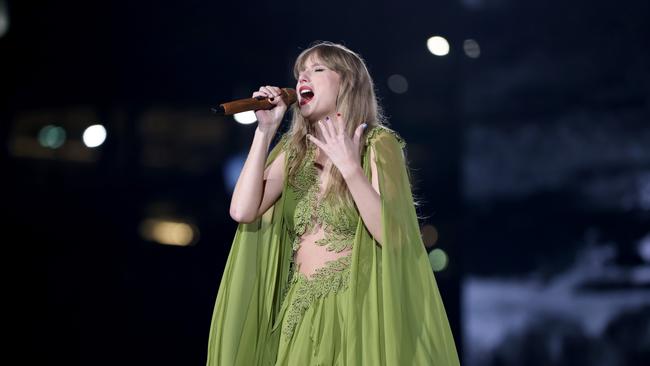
top-left (299, 87), bottom-right (314, 106)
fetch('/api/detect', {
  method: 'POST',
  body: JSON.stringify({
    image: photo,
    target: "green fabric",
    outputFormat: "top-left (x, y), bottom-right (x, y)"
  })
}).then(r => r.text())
top-left (206, 126), bottom-right (460, 365)
top-left (284, 139), bottom-right (358, 254)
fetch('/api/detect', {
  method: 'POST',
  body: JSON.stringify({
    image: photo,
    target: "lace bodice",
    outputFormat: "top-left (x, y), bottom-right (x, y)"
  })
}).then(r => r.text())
top-left (277, 126), bottom-right (403, 340)
top-left (287, 140), bottom-right (358, 254)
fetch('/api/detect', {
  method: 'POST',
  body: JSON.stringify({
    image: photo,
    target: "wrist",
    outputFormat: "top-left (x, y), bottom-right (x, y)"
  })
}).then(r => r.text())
top-left (256, 124), bottom-right (278, 135)
top-left (341, 164), bottom-right (364, 181)
top-left (255, 125), bottom-right (278, 145)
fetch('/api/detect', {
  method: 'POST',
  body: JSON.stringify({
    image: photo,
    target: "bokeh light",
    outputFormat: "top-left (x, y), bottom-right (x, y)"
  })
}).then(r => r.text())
top-left (38, 125), bottom-right (66, 149)
top-left (0, 0), bottom-right (9, 38)
top-left (82, 124), bottom-right (107, 148)
top-left (387, 74), bottom-right (409, 94)
top-left (427, 36), bottom-right (450, 56)
top-left (224, 153), bottom-right (246, 193)
top-left (429, 248), bottom-right (449, 272)
top-left (421, 224), bottom-right (439, 248)
top-left (463, 39), bottom-right (481, 58)
top-left (139, 218), bottom-right (198, 246)
top-left (639, 233), bottom-right (650, 262)
top-left (234, 111), bottom-right (257, 124)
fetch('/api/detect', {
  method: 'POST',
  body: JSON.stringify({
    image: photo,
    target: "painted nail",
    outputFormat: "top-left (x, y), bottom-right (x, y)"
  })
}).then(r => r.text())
top-left (325, 116), bottom-right (330, 121)
top-left (362, 123), bottom-right (367, 128)
top-left (336, 113), bottom-right (341, 117)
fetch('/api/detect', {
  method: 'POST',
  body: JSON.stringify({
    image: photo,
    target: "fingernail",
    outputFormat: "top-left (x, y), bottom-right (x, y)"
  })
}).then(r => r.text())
top-left (336, 112), bottom-right (341, 117)
top-left (362, 123), bottom-right (367, 128)
top-left (325, 116), bottom-right (330, 121)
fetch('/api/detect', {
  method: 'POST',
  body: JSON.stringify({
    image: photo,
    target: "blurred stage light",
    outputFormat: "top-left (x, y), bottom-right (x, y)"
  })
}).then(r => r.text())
top-left (224, 153), bottom-right (246, 193)
top-left (38, 125), bottom-right (66, 149)
top-left (421, 224), bottom-right (439, 248)
top-left (427, 36), bottom-right (450, 56)
top-left (428, 248), bottom-right (449, 272)
top-left (387, 74), bottom-right (409, 94)
top-left (640, 174), bottom-right (650, 210)
top-left (639, 233), bottom-right (650, 263)
top-left (0, 0), bottom-right (8, 38)
top-left (139, 218), bottom-right (198, 246)
top-left (463, 39), bottom-right (481, 58)
top-left (82, 124), bottom-right (107, 147)
top-left (234, 111), bottom-right (257, 125)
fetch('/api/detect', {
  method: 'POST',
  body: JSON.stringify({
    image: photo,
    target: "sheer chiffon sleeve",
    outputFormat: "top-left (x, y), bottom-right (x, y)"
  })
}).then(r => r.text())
top-left (206, 133), bottom-right (292, 365)
top-left (345, 126), bottom-right (460, 365)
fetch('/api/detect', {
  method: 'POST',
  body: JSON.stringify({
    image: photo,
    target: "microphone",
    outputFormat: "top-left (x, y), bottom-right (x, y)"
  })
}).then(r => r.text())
top-left (211, 88), bottom-right (297, 115)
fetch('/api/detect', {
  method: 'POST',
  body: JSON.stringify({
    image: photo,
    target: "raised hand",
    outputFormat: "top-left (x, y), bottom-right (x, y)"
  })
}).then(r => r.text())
top-left (307, 113), bottom-right (367, 179)
top-left (252, 85), bottom-right (287, 133)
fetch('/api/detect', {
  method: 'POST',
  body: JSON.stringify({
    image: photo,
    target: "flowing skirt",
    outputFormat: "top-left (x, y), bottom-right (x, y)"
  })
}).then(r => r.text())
top-left (270, 272), bottom-right (351, 366)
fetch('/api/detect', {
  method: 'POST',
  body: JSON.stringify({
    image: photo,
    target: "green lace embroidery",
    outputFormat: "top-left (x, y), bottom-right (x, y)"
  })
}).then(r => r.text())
top-left (275, 126), bottom-right (405, 341)
top-left (364, 125), bottom-right (406, 149)
top-left (314, 204), bottom-right (357, 252)
top-left (283, 125), bottom-right (403, 254)
top-left (287, 141), bottom-right (356, 253)
top-left (281, 254), bottom-right (352, 340)
top-left (289, 142), bottom-right (320, 250)
top-left (276, 137), bottom-right (358, 341)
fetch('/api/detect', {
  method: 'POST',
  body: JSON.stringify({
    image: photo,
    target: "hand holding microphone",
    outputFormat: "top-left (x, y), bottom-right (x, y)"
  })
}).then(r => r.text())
top-left (212, 86), bottom-right (297, 131)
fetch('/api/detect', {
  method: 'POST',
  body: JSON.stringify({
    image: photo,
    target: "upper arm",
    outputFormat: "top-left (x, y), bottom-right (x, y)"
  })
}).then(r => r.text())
top-left (256, 150), bottom-right (286, 217)
top-left (369, 146), bottom-right (380, 195)
top-left (367, 127), bottom-right (407, 198)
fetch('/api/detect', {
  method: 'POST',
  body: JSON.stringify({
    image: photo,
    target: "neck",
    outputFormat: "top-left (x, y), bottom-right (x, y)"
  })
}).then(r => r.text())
top-left (306, 110), bottom-right (337, 140)
top-left (308, 122), bottom-right (324, 140)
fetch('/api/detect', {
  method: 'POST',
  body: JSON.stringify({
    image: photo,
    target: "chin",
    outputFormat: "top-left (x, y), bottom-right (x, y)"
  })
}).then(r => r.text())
top-left (299, 104), bottom-right (317, 120)
top-left (298, 108), bottom-right (312, 119)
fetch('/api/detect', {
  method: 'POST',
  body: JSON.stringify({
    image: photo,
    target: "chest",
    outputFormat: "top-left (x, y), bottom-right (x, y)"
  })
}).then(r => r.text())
top-left (282, 147), bottom-right (358, 235)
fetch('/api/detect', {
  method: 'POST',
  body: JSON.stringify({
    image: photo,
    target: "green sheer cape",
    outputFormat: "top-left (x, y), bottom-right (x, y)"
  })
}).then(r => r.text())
top-left (206, 127), bottom-right (460, 365)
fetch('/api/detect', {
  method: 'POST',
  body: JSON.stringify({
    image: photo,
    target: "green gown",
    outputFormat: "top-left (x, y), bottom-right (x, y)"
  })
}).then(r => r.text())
top-left (206, 126), bottom-right (460, 365)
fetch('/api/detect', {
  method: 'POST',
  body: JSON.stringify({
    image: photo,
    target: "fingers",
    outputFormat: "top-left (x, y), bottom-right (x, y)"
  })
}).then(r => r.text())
top-left (269, 86), bottom-right (282, 97)
top-left (318, 119), bottom-right (332, 142)
top-left (319, 113), bottom-right (349, 142)
top-left (329, 116), bottom-right (339, 137)
top-left (330, 113), bottom-right (342, 136)
top-left (253, 86), bottom-right (282, 100)
top-left (253, 86), bottom-right (271, 99)
top-left (253, 86), bottom-right (288, 111)
top-left (306, 134), bottom-right (326, 152)
top-left (354, 122), bottom-right (367, 146)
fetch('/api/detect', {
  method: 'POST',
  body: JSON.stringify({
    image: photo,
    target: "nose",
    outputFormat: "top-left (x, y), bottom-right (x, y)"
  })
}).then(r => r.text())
top-left (298, 72), bottom-right (309, 83)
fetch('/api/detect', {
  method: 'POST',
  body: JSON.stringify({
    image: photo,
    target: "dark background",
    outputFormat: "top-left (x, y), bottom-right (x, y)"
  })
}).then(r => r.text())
top-left (3, 0), bottom-right (649, 365)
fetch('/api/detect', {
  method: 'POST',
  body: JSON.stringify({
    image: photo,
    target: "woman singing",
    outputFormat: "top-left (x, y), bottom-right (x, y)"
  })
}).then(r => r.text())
top-left (206, 41), bottom-right (459, 365)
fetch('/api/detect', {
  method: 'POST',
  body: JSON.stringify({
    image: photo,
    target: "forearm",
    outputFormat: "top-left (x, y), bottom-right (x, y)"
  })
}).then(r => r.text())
top-left (343, 166), bottom-right (384, 246)
top-left (229, 127), bottom-right (277, 222)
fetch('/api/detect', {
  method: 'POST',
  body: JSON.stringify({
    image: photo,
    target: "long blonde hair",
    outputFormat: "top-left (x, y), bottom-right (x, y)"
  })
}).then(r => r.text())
top-left (285, 41), bottom-right (387, 209)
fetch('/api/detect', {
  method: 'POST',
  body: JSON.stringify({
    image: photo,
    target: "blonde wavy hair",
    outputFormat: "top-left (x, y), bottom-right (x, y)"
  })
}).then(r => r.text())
top-left (285, 41), bottom-right (387, 209)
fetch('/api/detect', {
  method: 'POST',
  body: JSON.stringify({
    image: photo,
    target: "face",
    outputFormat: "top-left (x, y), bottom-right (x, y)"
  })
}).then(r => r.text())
top-left (296, 54), bottom-right (341, 123)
